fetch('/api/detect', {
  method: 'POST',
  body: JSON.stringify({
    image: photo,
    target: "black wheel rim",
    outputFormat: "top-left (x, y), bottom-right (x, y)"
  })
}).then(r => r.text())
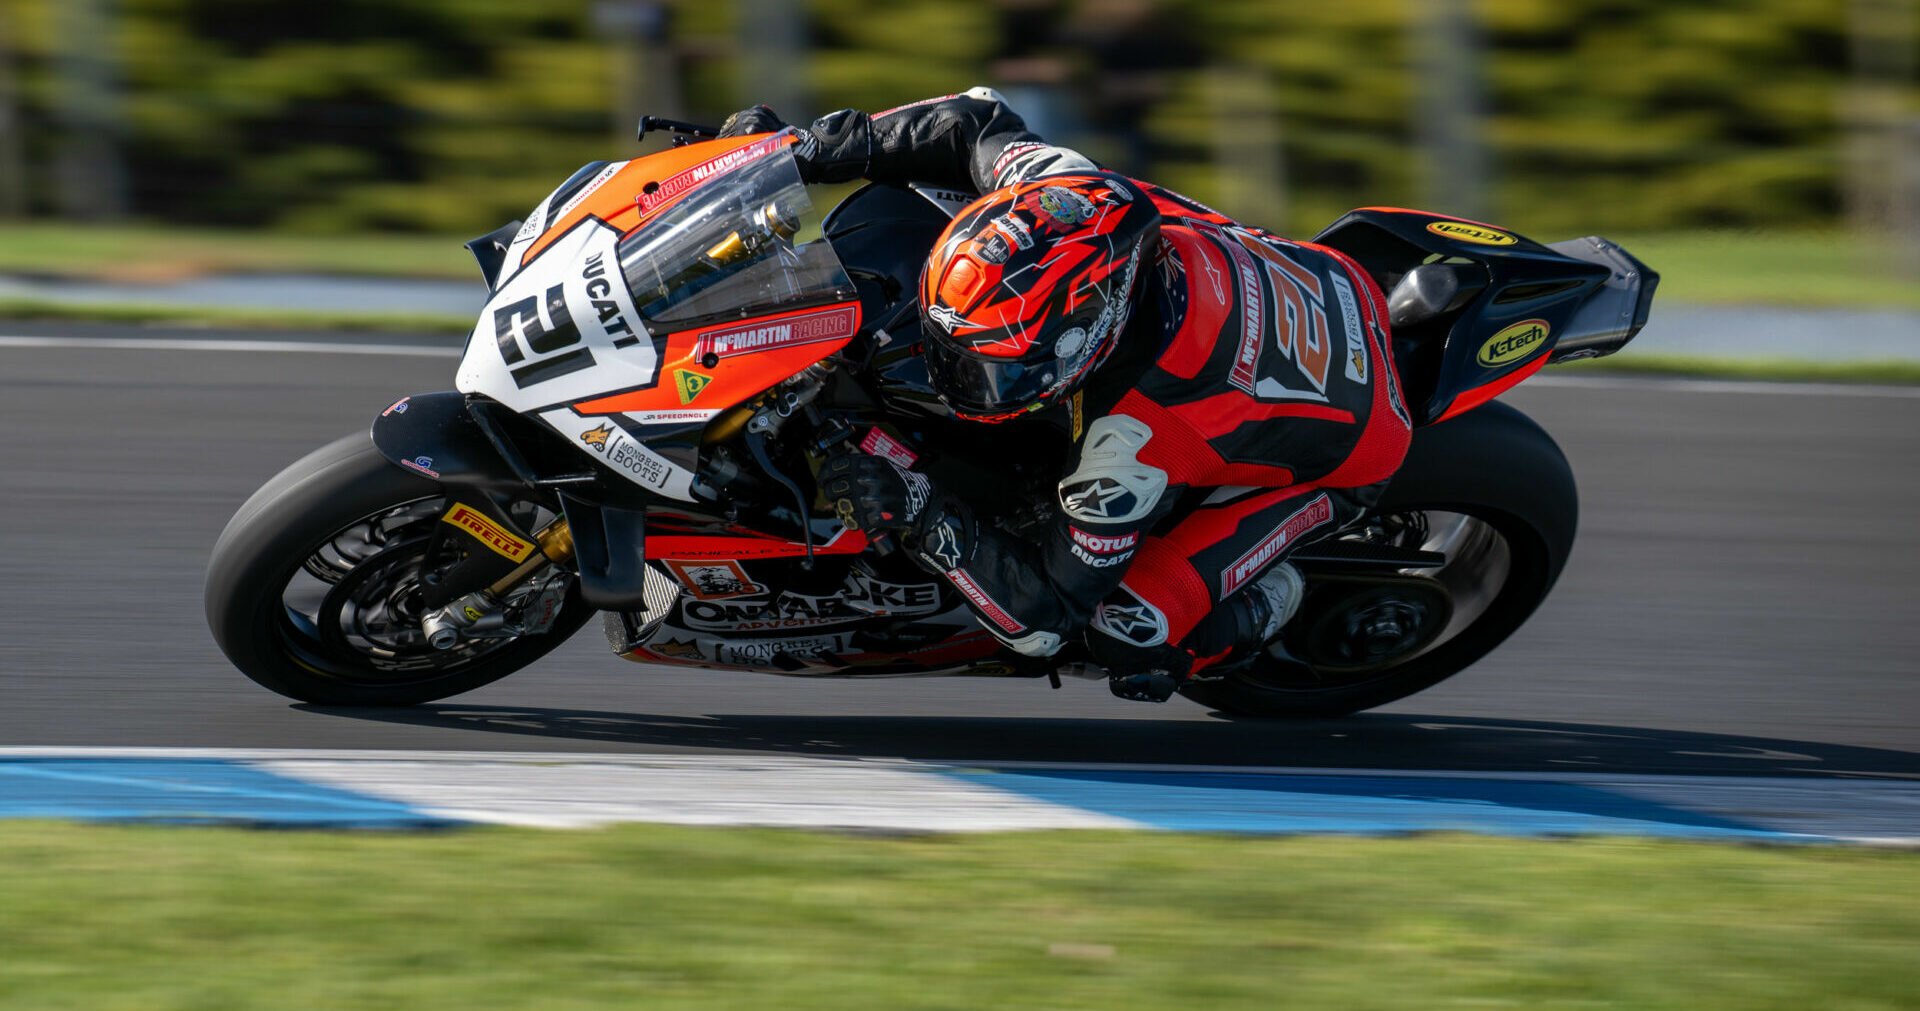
top-left (1239, 508), bottom-right (1516, 692)
top-left (272, 496), bottom-right (555, 686)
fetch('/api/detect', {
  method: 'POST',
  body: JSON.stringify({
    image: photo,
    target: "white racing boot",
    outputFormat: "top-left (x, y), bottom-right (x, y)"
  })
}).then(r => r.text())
top-left (1108, 562), bottom-right (1307, 702)
top-left (1244, 561), bottom-right (1306, 643)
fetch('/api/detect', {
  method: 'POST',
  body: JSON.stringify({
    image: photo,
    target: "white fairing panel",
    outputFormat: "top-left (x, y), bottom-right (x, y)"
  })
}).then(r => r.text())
top-left (537, 407), bottom-right (697, 501)
top-left (456, 220), bottom-right (658, 415)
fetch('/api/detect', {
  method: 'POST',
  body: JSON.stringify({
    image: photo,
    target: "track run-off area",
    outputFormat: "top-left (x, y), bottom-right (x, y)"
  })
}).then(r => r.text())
top-left (1, 324), bottom-right (1916, 840)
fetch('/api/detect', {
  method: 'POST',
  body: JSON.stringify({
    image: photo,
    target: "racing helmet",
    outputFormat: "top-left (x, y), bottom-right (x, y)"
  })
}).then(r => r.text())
top-left (919, 173), bottom-right (1161, 420)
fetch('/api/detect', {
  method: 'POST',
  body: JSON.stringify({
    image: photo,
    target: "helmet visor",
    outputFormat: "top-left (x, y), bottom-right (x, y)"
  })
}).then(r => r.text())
top-left (921, 326), bottom-right (1062, 417)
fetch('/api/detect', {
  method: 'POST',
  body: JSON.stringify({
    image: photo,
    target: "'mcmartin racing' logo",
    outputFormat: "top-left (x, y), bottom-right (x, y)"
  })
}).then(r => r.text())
top-left (695, 305), bottom-right (859, 360)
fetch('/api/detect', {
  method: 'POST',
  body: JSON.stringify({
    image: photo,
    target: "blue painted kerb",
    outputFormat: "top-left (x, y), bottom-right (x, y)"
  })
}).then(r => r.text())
top-left (946, 767), bottom-right (1808, 840)
top-left (0, 759), bottom-right (454, 828)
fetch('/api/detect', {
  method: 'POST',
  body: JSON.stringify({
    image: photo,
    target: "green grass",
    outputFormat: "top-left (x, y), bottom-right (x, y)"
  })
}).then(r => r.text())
top-left (0, 823), bottom-right (1915, 1010)
top-left (1614, 230), bottom-right (1920, 310)
top-left (0, 297), bottom-right (469, 335)
top-left (0, 222), bottom-right (477, 281)
top-left (1, 221), bottom-right (1917, 311)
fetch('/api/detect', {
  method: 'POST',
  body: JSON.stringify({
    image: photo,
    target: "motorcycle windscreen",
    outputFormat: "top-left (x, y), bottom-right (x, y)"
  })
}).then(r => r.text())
top-left (618, 150), bottom-right (856, 338)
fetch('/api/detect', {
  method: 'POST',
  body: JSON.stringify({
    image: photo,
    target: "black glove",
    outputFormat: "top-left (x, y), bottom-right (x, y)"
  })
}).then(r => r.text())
top-left (715, 105), bottom-right (872, 185)
top-left (717, 104), bottom-right (788, 138)
top-left (820, 451), bottom-right (932, 534)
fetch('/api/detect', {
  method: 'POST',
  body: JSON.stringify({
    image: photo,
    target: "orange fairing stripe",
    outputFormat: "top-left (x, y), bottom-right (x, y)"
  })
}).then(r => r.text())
top-left (1436, 354), bottom-right (1550, 423)
top-left (574, 300), bottom-right (861, 416)
top-left (521, 133), bottom-right (798, 266)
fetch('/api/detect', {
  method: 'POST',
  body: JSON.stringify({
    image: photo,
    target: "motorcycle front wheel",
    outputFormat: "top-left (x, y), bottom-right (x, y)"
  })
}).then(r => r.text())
top-left (1180, 401), bottom-right (1577, 718)
top-left (205, 433), bottom-right (596, 706)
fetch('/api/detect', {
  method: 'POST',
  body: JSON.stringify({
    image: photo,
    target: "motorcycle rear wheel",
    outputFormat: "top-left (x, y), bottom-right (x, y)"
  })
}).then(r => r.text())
top-left (205, 433), bottom-right (595, 706)
top-left (1180, 402), bottom-right (1576, 718)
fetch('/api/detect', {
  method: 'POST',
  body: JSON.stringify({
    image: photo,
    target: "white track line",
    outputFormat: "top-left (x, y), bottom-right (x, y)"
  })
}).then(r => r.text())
top-left (1526, 374), bottom-right (1920, 399)
top-left (2, 332), bottom-right (1916, 398)
top-left (5, 748), bottom-right (1912, 842)
top-left (0, 334), bottom-right (456, 357)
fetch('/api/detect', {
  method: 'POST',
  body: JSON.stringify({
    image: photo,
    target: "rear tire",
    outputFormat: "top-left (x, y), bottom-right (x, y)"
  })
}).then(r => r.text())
top-left (1181, 402), bottom-right (1576, 718)
top-left (205, 434), bottom-right (594, 706)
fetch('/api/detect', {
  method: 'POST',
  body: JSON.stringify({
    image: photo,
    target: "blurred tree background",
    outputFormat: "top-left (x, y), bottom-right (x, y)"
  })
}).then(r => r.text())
top-left (0, 0), bottom-right (1914, 241)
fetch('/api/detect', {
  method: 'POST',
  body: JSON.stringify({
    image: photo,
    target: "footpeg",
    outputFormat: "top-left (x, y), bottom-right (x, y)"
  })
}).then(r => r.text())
top-left (1109, 671), bottom-right (1179, 703)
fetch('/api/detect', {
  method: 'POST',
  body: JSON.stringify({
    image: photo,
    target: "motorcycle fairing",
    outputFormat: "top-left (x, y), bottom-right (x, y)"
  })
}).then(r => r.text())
top-left (515, 134), bottom-right (794, 269)
top-left (1312, 207), bottom-right (1656, 425)
top-left (458, 218), bottom-right (662, 417)
top-left (460, 136), bottom-right (860, 502)
top-left (571, 299), bottom-right (862, 418)
top-left (613, 552), bottom-right (1009, 677)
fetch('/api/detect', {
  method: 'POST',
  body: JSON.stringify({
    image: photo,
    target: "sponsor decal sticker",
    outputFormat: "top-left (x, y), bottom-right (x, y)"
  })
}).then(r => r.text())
top-left (674, 369), bottom-right (712, 404)
top-left (919, 515), bottom-right (967, 572)
top-left (1070, 389), bottom-right (1085, 442)
top-left (1219, 493), bottom-right (1334, 596)
top-left (1069, 527), bottom-right (1139, 568)
top-left (382, 397), bottom-right (410, 416)
top-left (947, 569), bottom-right (1026, 635)
top-left (441, 503), bottom-right (536, 563)
top-left (976, 232), bottom-right (1012, 264)
top-left (662, 559), bottom-right (764, 601)
top-left (714, 634), bottom-right (851, 668)
top-left (1196, 244), bottom-right (1227, 305)
top-left (623, 408), bottom-right (721, 426)
top-left (1477, 319), bottom-right (1551, 368)
top-left (1330, 272), bottom-right (1367, 385)
top-left (1224, 237), bottom-right (1264, 395)
top-left (638, 135), bottom-right (786, 211)
top-left (579, 252), bottom-right (641, 346)
top-left (859, 427), bottom-right (919, 469)
top-left (694, 305), bottom-right (859, 360)
top-left (605, 433), bottom-right (679, 491)
top-left (681, 591), bottom-right (862, 632)
top-left (992, 141), bottom-right (1048, 181)
top-left (403, 455), bottom-right (440, 479)
top-left (648, 637), bottom-right (706, 661)
top-left (1427, 220), bottom-right (1518, 246)
top-left (1070, 527), bottom-right (1139, 555)
top-left (993, 213), bottom-right (1033, 251)
top-left (580, 422), bottom-right (613, 450)
top-left (1060, 476), bottom-right (1137, 522)
top-left (1091, 588), bottom-right (1169, 647)
top-left (1034, 186), bottom-right (1095, 227)
top-left (1071, 544), bottom-right (1134, 568)
top-left (553, 161), bottom-right (621, 220)
top-left (925, 304), bottom-right (981, 336)
top-left (841, 570), bottom-right (943, 617)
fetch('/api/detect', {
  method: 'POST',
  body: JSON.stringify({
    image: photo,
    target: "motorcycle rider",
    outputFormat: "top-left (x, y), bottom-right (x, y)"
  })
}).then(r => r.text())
top-left (718, 89), bottom-right (1412, 702)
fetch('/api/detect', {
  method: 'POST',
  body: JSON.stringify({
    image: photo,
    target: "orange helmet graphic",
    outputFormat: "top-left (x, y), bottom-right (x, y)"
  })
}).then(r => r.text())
top-left (919, 172), bottom-right (1161, 420)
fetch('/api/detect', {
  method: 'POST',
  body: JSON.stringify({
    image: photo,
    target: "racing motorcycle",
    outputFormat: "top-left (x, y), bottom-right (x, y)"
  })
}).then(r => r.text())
top-left (205, 119), bottom-right (1657, 716)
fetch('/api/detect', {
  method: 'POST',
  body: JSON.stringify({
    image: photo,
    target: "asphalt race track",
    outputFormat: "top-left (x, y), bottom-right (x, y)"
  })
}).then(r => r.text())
top-left (3, 324), bottom-right (1917, 779)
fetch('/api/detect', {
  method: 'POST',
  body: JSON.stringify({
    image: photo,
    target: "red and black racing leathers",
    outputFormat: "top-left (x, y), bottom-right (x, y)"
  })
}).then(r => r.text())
top-left (767, 89), bottom-right (1414, 678)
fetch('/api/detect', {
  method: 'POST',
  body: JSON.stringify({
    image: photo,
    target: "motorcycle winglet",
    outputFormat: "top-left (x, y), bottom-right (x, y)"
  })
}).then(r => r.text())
top-left (369, 391), bottom-right (531, 490)
top-left (557, 493), bottom-right (652, 610)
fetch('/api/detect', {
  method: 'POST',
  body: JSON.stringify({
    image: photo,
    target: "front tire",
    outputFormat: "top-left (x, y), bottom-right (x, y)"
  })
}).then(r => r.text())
top-left (205, 434), bottom-right (595, 706)
top-left (1181, 402), bottom-right (1577, 718)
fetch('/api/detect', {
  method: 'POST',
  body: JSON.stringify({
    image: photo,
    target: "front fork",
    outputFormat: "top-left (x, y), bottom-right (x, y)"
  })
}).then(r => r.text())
top-left (421, 516), bottom-right (577, 650)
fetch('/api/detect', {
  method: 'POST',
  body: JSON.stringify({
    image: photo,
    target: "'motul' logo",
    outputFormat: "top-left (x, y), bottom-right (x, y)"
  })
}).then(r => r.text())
top-left (1477, 319), bottom-right (1551, 367)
